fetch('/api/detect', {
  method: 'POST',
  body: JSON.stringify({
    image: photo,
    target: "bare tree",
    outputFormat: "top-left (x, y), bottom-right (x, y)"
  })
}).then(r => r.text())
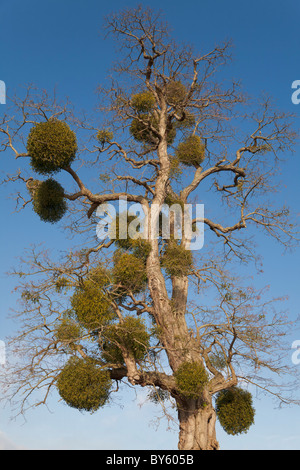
top-left (1, 6), bottom-right (299, 450)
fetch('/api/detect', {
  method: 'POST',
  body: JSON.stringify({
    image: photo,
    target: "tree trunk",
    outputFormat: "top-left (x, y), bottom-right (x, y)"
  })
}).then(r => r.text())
top-left (177, 397), bottom-right (219, 450)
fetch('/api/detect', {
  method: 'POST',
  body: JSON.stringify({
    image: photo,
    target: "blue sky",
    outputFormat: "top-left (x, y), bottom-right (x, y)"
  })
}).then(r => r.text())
top-left (0, 0), bottom-right (300, 450)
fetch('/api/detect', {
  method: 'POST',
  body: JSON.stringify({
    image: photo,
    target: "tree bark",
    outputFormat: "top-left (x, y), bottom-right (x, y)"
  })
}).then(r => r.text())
top-left (143, 110), bottom-right (220, 450)
top-left (177, 397), bottom-right (219, 450)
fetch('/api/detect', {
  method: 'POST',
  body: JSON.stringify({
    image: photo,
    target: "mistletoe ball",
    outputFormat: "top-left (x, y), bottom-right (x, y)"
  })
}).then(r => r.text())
top-left (215, 387), bottom-right (255, 435)
top-left (27, 119), bottom-right (77, 174)
top-left (57, 357), bottom-right (112, 412)
top-left (32, 178), bottom-right (67, 223)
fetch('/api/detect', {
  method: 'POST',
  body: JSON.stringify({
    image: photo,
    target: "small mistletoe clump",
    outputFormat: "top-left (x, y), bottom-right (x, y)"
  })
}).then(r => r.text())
top-left (165, 81), bottom-right (187, 107)
top-left (161, 241), bottom-right (193, 277)
top-left (110, 213), bottom-right (151, 259)
top-left (169, 155), bottom-right (182, 180)
top-left (26, 178), bottom-right (42, 197)
top-left (175, 135), bottom-right (205, 167)
top-left (131, 91), bottom-right (156, 113)
top-left (175, 361), bottom-right (209, 399)
top-left (27, 120), bottom-right (77, 174)
top-left (148, 388), bottom-right (170, 405)
top-left (96, 129), bottom-right (114, 145)
top-left (102, 316), bottom-right (150, 364)
top-left (131, 238), bottom-right (152, 261)
top-left (54, 317), bottom-right (82, 346)
top-left (71, 275), bottom-right (115, 330)
top-left (57, 357), bottom-right (112, 412)
top-left (32, 178), bottom-right (67, 223)
top-left (54, 276), bottom-right (69, 293)
top-left (85, 265), bottom-right (111, 287)
top-left (164, 194), bottom-right (184, 211)
top-left (215, 387), bottom-right (255, 435)
top-left (129, 114), bottom-right (176, 146)
top-left (110, 213), bottom-right (141, 250)
top-left (129, 114), bottom-right (156, 144)
top-left (174, 112), bottom-right (196, 130)
top-left (112, 251), bottom-right (147, 294)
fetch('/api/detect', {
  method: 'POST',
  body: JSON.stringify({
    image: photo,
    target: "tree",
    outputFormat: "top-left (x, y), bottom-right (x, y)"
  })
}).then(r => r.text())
top-left (0, 5), bottom-right (299, 450)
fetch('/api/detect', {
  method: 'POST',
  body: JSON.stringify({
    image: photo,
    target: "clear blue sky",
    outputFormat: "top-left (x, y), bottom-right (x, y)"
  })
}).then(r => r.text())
top-left (0, 0), bottom-right (300, 450)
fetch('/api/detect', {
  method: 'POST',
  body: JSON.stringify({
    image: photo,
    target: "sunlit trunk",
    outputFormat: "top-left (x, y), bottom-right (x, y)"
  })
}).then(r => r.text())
top-left (177, 397), bottom-right (219, 450)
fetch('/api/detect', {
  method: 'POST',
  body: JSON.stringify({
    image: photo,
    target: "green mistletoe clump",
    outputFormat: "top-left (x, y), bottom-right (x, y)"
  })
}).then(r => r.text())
top-left (57, 357), bottom-right (112, 412)
top-left (165, 80), bottom-right (188, 107)
top-left (71, 269), bottom-right (115, 330)
top-left (175, 135), bottom-right (205, 167)
top-left (131, 90), bottom-right (156, 113)
top-left (112, 251), bottom-right (147, 294)
top-left (32, 178), bottom-right (67, 223)
top-left (215, 387), bottom-right (255, 435)
top-left (27, 119), bottom-right (77, 174)
top-left (102, 316), bottom-right (150, 364)
top-left (161, 241), bottom-right (193, 277)
top-left (130, 114), bottom-right (176, 146)
top-left (175, 361), bottom-right (209, 399)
